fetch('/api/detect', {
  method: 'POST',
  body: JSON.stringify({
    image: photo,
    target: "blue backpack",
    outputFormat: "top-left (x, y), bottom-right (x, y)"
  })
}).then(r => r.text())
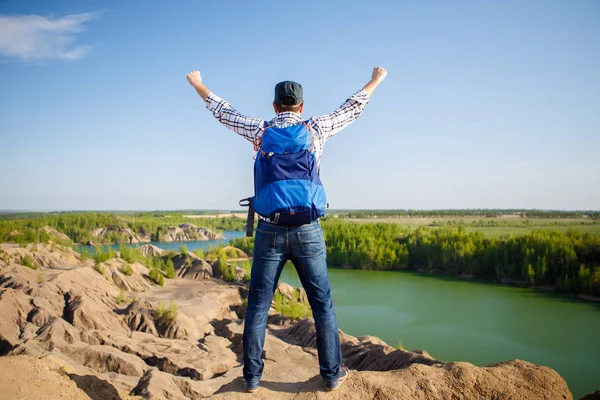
top-left (242, 121), bottom-right (327, 229)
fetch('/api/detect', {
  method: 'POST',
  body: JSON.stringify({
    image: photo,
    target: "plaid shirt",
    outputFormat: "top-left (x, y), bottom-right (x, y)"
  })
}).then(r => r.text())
top-left (204, 89), bottom-right (370, 166)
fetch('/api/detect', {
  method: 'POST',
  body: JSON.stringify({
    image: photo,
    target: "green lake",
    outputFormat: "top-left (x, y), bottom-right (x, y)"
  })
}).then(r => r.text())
top-left (279, 264), bottom-right (600, 398)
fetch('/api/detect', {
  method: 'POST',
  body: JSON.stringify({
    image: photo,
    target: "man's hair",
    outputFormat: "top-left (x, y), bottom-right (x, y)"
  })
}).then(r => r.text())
top-left (276, 96), bottom-right (302, 113)
top-left (277, 103), bottom-right (302, 113)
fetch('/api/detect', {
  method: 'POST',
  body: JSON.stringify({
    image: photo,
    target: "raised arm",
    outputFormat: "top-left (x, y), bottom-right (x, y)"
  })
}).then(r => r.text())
top-left (313, 67), bottom-right (387, 141)
top-left (186, 70), bottom-right (211, 101)
top-left (363, 66), bottom-right (387, 97)
top-left (186, 70), bottom-right (264, 143)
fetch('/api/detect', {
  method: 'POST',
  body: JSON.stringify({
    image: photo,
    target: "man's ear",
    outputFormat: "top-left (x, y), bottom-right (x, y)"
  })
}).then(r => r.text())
top-left (299, 102), bottom-right (305, 113)
top-left (273, 102), bottom-right (279, 114)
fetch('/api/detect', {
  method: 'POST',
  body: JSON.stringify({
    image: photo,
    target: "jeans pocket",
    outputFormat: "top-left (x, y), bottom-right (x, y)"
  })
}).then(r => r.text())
top-left (254, 229), bottom-right (277, 257)
top-left (298, 229), bottom-right (325, 256)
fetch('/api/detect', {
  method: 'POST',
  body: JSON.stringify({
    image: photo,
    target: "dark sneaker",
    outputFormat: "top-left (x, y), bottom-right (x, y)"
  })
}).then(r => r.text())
top-left (243, 380), bottom-right (259, 393)
top-left (325, 364), bottom-right (349, 391)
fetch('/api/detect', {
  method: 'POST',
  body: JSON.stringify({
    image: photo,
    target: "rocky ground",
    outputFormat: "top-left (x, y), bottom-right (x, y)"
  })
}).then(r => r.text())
top-left (0, 229), bottom-right (585, 399)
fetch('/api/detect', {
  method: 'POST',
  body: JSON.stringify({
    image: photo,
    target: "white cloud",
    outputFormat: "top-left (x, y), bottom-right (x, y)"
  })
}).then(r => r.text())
top-left (0, 13), bottom-right (97, 62)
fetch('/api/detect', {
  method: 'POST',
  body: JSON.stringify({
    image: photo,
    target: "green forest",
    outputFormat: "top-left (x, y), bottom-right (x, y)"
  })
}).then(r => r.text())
top-left (232, 220), bottom-right (600, 297)
top-left (338, 209), bottom-right (600, 219)
top-left (2, 211), bottom-right (599, 297)
top-left (0, 212), bottom-right (246, 244)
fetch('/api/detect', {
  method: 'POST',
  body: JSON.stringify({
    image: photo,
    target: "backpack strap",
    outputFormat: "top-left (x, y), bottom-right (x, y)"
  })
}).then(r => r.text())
top-left (253, 122), bottom-right (270, 155)
top-left (239, 197), bottom-right (255, 237)
top-left (302, 121), bottom-right (315, 152)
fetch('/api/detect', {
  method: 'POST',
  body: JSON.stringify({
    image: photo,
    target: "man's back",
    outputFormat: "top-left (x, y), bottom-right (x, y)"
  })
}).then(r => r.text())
top-left (186, 66), bottom-right (387, 393)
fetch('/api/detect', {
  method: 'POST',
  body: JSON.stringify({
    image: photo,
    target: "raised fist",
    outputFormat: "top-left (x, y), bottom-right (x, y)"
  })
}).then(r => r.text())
top-left (186, 70), bottom-right (202, 88)
top-left (371, 66), bottom-right (387, 82)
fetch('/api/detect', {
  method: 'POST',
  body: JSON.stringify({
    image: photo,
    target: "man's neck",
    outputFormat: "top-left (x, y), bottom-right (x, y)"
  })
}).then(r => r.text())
top-left (276, 111), bottom-right (302, 117)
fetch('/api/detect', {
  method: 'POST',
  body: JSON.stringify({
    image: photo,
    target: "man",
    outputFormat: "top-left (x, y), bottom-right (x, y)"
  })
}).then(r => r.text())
top-left (186, 67), bottom-right (387, 392)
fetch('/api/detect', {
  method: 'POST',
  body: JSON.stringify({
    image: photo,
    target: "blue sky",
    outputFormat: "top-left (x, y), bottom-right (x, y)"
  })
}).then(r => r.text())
top-left (1, 0), bottom-right (599, 211)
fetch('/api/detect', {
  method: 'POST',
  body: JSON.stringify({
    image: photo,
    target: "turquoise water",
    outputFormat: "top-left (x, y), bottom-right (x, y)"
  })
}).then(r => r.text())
top-left (279, 264), bottom-right (599, 398)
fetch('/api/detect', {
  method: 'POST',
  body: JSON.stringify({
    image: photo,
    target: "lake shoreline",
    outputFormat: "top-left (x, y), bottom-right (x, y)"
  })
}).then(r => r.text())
top-left (333, 263), bottom-right (600, 303)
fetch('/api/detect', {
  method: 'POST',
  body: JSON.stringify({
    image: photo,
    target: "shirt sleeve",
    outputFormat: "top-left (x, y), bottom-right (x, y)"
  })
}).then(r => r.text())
top-left (311, 89), bottom-right (370, 142)
top-left (205, 92), bottom-right (265, 143)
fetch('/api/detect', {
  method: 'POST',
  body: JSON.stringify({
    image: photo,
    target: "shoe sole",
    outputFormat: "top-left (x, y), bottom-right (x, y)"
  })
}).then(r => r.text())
top-left (246, 389), bottom-right (258, 393)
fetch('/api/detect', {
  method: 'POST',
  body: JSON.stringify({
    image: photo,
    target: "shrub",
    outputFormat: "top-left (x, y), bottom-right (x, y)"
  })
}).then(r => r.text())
top-left (156, 300), bottom-right (178, 321)
top-left (93, 246), bottom-right (116, 263)
top-left (119, 245), bottom-right (144, 264)
top-left (0, 250), bottom-right (8, 264)
top-left (94, 263), bottom-right (105, 275)
top-left (120, 263), bottom-right (134, 276)
top-left (230, 237), bottom-right (254, 256)
top-left (193, 248), bottom-right (204, 259)
top-left (180, 245), bottom-right (188, 255)
top-left (21, 255), bottom-right (38, 270)
top-left (80, 249), bottom-right (91, 261)
top-left (273, 291), bottom-right (311, 320)
top-left (148, 268), bottom-right (165, 286)
top-left (38, 231), bottom-right (51, 244)
top-left (164, 260), bottom-right (176, 279)
top-left (116, 289), bottom-right (127, 305)
top-left (219, 260), bottom-right (237, 281)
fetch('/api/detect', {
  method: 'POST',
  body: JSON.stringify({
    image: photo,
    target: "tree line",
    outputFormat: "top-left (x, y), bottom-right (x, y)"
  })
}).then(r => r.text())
top-left (232, 220), bottom-right (600, 297)
top-left (0, 212), bottom-right (246, 244)
top-left (334, 209), bottom-right (600, 219)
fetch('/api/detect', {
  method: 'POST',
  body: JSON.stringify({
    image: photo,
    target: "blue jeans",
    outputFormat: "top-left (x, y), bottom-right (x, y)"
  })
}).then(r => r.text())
top-left (242, 220), bottom-right (342, 384)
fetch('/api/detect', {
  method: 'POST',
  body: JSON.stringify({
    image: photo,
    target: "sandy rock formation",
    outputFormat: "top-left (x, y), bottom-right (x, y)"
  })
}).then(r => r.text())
top-left (99, 258), bottom-right (151, 292)
top-left (140, 243), bottom-right (165, 257)
top-left (64, 290), bottom-right (130, 334)
top-left (92, 226), bottom-right (143, 243)
top-left (156, 224), bottom-right (225, 242)
top-left (0, 242), bottom-right (81, 269)
top-left (0, 287), bottom-right (32, 353)
top-left (221, 245), bottom-right (248, 259)
top-left (39, 226), bottom-right (71, 242)
top-left (211, 358), bottom-right (572, 400)
top-left (172, 252), bottom-right (214, 280)
top-left (0, 245), bottom-right (576, 400)
top-left (123, 299), bottom-right (158, 335)
top-left (133, 367), bottom-right (189, 400)
top-left (276, 282), bottom-right (308, 303)
top-left (0, 355), bottom-right (96, 400)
